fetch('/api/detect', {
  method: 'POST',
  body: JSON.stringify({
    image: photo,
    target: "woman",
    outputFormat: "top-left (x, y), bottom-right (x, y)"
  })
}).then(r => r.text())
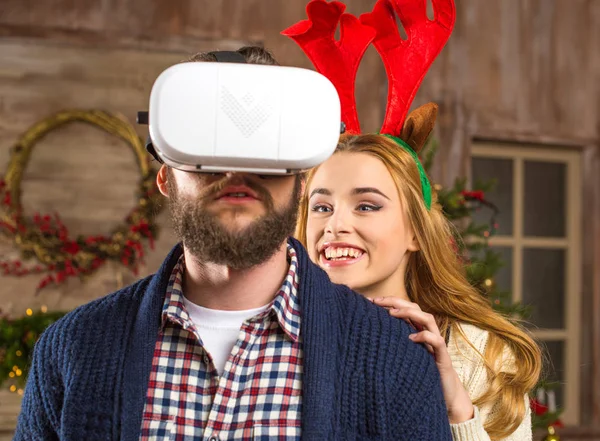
top-left (295, 104), bottom-right (542, 440)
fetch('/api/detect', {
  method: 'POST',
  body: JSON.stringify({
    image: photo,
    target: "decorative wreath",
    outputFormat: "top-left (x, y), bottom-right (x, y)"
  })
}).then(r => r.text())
top-left (0, 110), bottom-right (163, 291)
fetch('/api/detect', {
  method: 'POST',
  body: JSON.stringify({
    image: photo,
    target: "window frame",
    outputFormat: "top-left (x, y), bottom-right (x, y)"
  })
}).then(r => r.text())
top-left (471, 143), bottom-right (582, 425)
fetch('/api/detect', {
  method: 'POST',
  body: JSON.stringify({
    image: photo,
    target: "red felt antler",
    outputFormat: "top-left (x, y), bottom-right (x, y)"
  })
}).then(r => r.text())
top-left (282, 0), bottom-right (376, 134)
top-left (360, 0), bottom-right (455, 136)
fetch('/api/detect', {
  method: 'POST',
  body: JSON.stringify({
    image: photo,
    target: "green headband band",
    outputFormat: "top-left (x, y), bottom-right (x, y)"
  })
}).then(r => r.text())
top-left (381, 134), bottom-right (432, 211)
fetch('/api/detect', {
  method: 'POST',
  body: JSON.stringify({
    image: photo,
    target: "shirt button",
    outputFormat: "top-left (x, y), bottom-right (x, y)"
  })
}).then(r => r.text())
top-left (208, 436), bottom-right (219, 441)
top-left (203, 354), bottom-right (210, 365)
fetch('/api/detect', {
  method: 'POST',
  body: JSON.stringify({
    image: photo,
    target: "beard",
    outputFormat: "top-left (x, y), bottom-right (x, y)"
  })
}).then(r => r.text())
top-left (167, 172), bottom-right (301, 270)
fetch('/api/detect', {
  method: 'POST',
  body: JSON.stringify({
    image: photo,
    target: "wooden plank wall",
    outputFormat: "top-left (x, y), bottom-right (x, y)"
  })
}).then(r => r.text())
top-left (0, 0), bottom-right (598, 437)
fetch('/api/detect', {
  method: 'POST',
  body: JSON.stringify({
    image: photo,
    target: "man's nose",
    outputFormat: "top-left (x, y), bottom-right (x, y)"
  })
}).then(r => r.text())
top-left (220, 172), bottom-right (253, 188)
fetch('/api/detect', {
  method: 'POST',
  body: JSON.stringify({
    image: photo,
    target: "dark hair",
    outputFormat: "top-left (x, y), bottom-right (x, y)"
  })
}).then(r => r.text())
top-left (185, 46), bottom-right (279, 65)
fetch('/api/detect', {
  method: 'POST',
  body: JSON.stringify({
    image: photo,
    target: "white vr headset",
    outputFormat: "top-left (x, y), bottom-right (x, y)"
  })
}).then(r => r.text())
top-left (138, 51), bottom-right (343, 175)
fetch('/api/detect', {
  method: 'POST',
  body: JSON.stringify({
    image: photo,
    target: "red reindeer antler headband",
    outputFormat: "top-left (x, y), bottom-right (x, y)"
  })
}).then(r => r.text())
top-left (282, 0), bottom-right (456, 137)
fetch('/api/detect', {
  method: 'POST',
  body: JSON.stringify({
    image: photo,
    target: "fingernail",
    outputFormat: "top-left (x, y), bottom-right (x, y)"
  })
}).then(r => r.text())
top-left (408, 334), bottom-right (416, 340)
top-left (366, 297), bottom-right (373, 302)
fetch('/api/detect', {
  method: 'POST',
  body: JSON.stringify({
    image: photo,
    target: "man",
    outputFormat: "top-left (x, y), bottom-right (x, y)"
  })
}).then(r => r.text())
top-left (15, 47), bottom-right (451, 440)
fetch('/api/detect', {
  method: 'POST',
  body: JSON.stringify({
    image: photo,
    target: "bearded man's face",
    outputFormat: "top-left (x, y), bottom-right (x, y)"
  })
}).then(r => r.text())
top-left (165, 168), bottom-right (301, 269)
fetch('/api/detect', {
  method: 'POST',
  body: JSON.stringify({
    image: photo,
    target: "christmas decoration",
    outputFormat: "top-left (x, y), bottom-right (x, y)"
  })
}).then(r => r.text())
top-left (543, 425), bottom-right (560, 441)
top-left (0, 307), bottom-right (67, 393)
top-left (531, 381), bottom-right (563, 435)
top-left (421, 138), bottom-right (563, 432)
top-left (0, 110), bottom-right (163, 292)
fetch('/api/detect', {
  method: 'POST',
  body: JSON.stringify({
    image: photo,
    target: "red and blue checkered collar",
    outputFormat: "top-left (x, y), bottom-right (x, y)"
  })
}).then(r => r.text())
top-left (161, 244), bottom-right (301, 342)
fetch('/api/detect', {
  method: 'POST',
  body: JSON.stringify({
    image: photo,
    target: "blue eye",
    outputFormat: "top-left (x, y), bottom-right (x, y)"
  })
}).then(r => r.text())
top-left (311, 204), bottom-right (332, 213)
top-left (357, 204), bottom-right (382, 212)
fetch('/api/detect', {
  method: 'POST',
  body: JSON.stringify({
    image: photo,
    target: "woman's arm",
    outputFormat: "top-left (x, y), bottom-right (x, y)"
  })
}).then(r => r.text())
top-left (449, 406), bottom-right (491, 441)
top-left (450, 394), bottom-right (532, 441)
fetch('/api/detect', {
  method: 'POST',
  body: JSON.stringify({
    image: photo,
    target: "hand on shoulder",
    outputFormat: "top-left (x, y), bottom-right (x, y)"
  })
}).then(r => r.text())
top-left (370, 296), bottom-right (475, 424)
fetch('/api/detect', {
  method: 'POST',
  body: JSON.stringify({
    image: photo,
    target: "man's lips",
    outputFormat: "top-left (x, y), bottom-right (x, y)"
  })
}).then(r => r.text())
top-left (215, 185), bottom-right (259, 201)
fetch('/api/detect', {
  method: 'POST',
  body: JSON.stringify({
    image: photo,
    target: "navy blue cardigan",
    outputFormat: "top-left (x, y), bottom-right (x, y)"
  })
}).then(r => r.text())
top-left (14, 239), bottom-right (451, 440)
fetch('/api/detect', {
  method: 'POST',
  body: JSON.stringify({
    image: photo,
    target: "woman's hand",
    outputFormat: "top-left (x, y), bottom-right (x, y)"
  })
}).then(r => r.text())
top-left (370, 296), bottom-right (475, 424)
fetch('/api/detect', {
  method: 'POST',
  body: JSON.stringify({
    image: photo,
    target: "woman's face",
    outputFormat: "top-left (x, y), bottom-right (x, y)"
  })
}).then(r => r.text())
top-left (306, 152), bottom-right (419, 296)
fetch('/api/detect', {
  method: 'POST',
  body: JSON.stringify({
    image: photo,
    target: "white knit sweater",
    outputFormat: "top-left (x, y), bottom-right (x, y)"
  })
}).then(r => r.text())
top-left (447, 323), bottom-right (532, 441)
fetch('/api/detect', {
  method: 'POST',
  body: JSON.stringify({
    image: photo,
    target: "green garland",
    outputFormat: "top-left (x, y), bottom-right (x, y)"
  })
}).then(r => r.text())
top-left (0, 308), bottom-right (66, 393)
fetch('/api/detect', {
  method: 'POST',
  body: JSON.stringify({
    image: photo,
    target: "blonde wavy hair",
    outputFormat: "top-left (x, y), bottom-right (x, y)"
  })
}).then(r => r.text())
top-left (296, 129), bottom-right (541, 439)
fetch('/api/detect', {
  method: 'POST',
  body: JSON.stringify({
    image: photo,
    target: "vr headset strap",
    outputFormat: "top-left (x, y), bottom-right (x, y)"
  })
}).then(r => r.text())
top-left (208, 51), bottom-right (247, 64)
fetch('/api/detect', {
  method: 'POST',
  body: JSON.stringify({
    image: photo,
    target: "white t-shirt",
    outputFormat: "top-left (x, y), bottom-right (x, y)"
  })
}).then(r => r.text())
top-left (182, 297), bottom-right (270, 375)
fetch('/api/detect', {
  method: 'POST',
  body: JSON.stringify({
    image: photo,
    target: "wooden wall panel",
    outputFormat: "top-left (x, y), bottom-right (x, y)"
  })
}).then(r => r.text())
top-left (0, 0), bottom-right (598, 433)
top-left (416, 0), bottom-right (600, 184)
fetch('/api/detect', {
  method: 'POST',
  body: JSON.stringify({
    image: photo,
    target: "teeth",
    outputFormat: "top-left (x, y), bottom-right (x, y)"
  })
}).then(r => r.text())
top-left (323, 247), bottom-right (363, 260)
top-left (227, 192), bottom-right (248, 197)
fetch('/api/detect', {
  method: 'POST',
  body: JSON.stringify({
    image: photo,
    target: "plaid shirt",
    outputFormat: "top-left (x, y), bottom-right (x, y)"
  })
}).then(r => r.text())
top-left (140, 245), bottom-right (302, 440)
